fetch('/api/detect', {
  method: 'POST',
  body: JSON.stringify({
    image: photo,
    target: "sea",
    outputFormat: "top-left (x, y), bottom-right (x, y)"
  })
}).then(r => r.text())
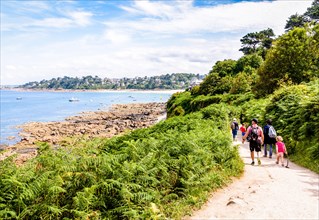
top-left (0, 89), bottom-right (177, 146)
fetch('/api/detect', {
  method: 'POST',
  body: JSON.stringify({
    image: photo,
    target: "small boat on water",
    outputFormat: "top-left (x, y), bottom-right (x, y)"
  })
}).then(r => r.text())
top-left (16, 97), bottom-right (22, 100)
top-left (69, 97), bottom-right (79, 102)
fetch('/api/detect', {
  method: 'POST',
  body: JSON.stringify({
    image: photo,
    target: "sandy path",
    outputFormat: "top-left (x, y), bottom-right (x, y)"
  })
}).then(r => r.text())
top-left (184, 138), bottom-right (319, 220)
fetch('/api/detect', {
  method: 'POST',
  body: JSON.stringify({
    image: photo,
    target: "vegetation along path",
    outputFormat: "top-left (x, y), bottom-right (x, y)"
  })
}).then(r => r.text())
top-left (185, 137), bottom-right (319, 219)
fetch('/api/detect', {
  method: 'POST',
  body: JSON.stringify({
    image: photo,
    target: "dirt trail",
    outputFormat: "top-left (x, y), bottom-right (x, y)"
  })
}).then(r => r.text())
top-left (185, 138), bottom-right (319, 220)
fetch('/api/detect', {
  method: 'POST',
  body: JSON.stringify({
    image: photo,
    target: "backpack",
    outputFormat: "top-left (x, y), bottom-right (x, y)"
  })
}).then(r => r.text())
top-left (268, 125), bottom-right (277, 138)
top-left (247, 126), bottom-right (259, 142)
top-left (231, 122), bottom-right (235, 130)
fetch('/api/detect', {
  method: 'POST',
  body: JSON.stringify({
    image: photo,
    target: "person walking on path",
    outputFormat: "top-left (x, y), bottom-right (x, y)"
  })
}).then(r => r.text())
top-left (263, 119), bottom-right (277, 158)
top-left (240, 123), bottom-right (246, 137)
top-left (276, 136), bottom-right (287, 167)
top-left (231, 118), bottom-right (239, 141)
top-left (242, 118), bottom-right (264, 165)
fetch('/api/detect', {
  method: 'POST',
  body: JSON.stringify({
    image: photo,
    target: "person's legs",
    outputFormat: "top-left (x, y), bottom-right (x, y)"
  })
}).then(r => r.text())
top-left (263, 144), bottom-right (267, 157)
top-left (276, 152), bottom-right (280, 164)
top-left (269, 144), bottom-right (273, 158)
top-left (251, 151), bottom-right (255, 164)
top-left (249, 143), bottom-right (255, 165)
top-left (256, 144), bottom-right (261, 165)
top-left (280, 153), bottom-right (284, 166)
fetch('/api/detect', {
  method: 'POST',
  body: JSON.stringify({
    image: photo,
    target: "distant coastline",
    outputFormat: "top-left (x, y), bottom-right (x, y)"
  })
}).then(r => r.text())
top-left (0, 89), bottom-right (174, 147)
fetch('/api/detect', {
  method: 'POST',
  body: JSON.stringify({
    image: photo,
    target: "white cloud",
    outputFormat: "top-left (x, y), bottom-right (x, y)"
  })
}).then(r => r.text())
top-left (104, 30), bottom-right (131, 44)
top-left (22, 1), bottom-right (50, 11)
top-left (66, 11), bottom-right (93, 26)
top-left (29, 10), bottom-right (93, 29)
top-left (32, 17), bottom-right (73, 28)
top-left (1, 0), bottom-right (314, 85)
top-left (1, 35), bottom-right (241, 85)
top-left (120, 0), bottom-right (190, 19)
top-left (5, 65), bottom-right (17, 70)
top-left (111, 0), bottom-right (312, 35)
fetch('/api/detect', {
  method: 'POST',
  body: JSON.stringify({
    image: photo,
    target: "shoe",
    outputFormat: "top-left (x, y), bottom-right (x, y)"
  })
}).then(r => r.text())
top-left (257, 158), bottom-right (261, 165)
top-left (251, 161), bottom-right (255, 165)
top-left (269, 156), bottom-right (272, 159)
top-left (276, 161), bottom-right (279, 164)
top-left (263, 155), bottom-right (267, 157)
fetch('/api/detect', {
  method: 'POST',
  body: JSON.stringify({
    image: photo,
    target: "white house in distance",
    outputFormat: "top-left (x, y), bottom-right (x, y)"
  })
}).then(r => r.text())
top-left (190, 77), bottom-right (203, 87)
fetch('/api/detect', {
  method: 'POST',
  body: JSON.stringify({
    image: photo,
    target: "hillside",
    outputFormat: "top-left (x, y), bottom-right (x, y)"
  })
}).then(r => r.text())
top-left (1, 2), bottom-right (318, 219)
top-left (18, 73), bottom-right (205, 90)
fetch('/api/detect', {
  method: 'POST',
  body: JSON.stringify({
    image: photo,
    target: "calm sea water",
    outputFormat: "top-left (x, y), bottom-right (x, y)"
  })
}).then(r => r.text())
top-left (0, 90), bottom-right (175, 146)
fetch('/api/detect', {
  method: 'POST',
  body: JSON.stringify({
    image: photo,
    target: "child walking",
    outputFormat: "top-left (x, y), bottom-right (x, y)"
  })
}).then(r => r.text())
top-left (276, 136), bottom-right (287, 166)
top-left (240, 123), bottom-right (246, 137)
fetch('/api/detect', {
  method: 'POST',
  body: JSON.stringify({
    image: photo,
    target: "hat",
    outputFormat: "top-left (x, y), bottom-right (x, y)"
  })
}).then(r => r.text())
top-left (233, 118), bottom-right (237, 121)
top-left (252, 118), bottom-right (258, 123)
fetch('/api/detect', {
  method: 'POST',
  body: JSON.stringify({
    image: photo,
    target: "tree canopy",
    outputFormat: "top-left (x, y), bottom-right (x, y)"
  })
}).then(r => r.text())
top-left (285, 13), bottom-right (309, 32)
top-left (239, 28), bottom-right (275, 58)
top-left (304, 0), bottom-right (319, 22)
top-left (254, 24), bottom-right (319, 96)
top-left (285, 0), bottom-right (319, 31)
top-left (198, 54), bottom-right (263, 96)
top-left (198, 59), bottom-right (237, 95)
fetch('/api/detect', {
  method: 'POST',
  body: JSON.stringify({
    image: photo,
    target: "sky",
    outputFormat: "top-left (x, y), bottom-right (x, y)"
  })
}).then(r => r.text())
top-left (0, 0), bottom-right (313, 85)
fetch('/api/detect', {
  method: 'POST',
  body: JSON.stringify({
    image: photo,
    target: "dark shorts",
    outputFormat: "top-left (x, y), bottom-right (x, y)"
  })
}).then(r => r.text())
top-left (242, 132), bottom-right (246, 136)
top-left (232, 129), bottom-right (238, 136)
top-left (249, 141), bottom-right (261, 152)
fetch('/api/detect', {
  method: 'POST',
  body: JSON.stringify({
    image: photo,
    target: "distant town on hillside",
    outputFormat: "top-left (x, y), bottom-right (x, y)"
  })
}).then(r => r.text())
top-left (17, 73), bottom-right (205, 90)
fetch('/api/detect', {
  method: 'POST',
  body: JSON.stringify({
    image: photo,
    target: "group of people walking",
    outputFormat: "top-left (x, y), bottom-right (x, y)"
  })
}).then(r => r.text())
top-left (231, 118), bottom-right (287, 166)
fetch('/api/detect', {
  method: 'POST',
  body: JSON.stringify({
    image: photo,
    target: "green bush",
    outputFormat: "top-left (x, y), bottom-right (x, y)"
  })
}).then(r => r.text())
top-left (167, 92), bottom-right (192, 117)
top-left (190, 95), bottom-right (222, 112)
top-left (171, 106), bottom-right (185, 116)
top-left (265, 81), bottom-right (319, 172)
top-left (0, 109), bottom-right (244, 219)
top-left (239, 97), bottom-right (271, 126)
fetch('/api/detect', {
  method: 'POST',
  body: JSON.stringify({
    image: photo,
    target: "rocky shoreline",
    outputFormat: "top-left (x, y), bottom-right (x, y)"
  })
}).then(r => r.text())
top-left (0, 102), bottom-right (166, 165)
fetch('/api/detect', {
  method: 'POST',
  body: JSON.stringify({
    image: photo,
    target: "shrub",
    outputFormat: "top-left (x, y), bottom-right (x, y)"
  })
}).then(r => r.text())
top-left (0, 109), bottom-right (244, 219)
top-left (265, 81), bottom-right (319, 172)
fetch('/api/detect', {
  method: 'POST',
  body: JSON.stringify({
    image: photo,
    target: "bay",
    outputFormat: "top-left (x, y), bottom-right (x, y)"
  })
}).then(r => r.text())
top-left (0, 89), bottom-right (176, 146)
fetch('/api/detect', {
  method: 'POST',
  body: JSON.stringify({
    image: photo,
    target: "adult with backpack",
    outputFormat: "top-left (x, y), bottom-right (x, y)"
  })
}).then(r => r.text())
top-left (263, 119), bottom-right (277, 158)
top-left (242, 118), bottom-right (264, 165)
top-left (231, 118), bottom-right (239, 141)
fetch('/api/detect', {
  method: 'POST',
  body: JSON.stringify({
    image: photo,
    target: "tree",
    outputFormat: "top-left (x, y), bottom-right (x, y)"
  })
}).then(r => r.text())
top-left (234, 54), bottom-right (263, 74)
top-left (239, 32), bottom-right (260, 55)
top-left (304, 0), bottom-right (319, 22)
top-left (285, 1), bottom-right (319, 32)
top-left (259, 28), bottom-right (276, 50)
top-left (209, 59), bottom-right (237, 77)
top-left (198, 59), bottom-right (237, 95)
top-left (229, 72), bottom-right (253, 94)
top-left (285, 13), bottom-right (308, 32)
top-left (254, 24), bottom-right (319, 97)
top-left (239, 28), bottom-right (275, 58)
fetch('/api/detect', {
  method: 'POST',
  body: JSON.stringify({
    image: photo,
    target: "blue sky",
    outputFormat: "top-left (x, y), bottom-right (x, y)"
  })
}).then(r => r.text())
top-left (1, 0), bottom-right (313, 85)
